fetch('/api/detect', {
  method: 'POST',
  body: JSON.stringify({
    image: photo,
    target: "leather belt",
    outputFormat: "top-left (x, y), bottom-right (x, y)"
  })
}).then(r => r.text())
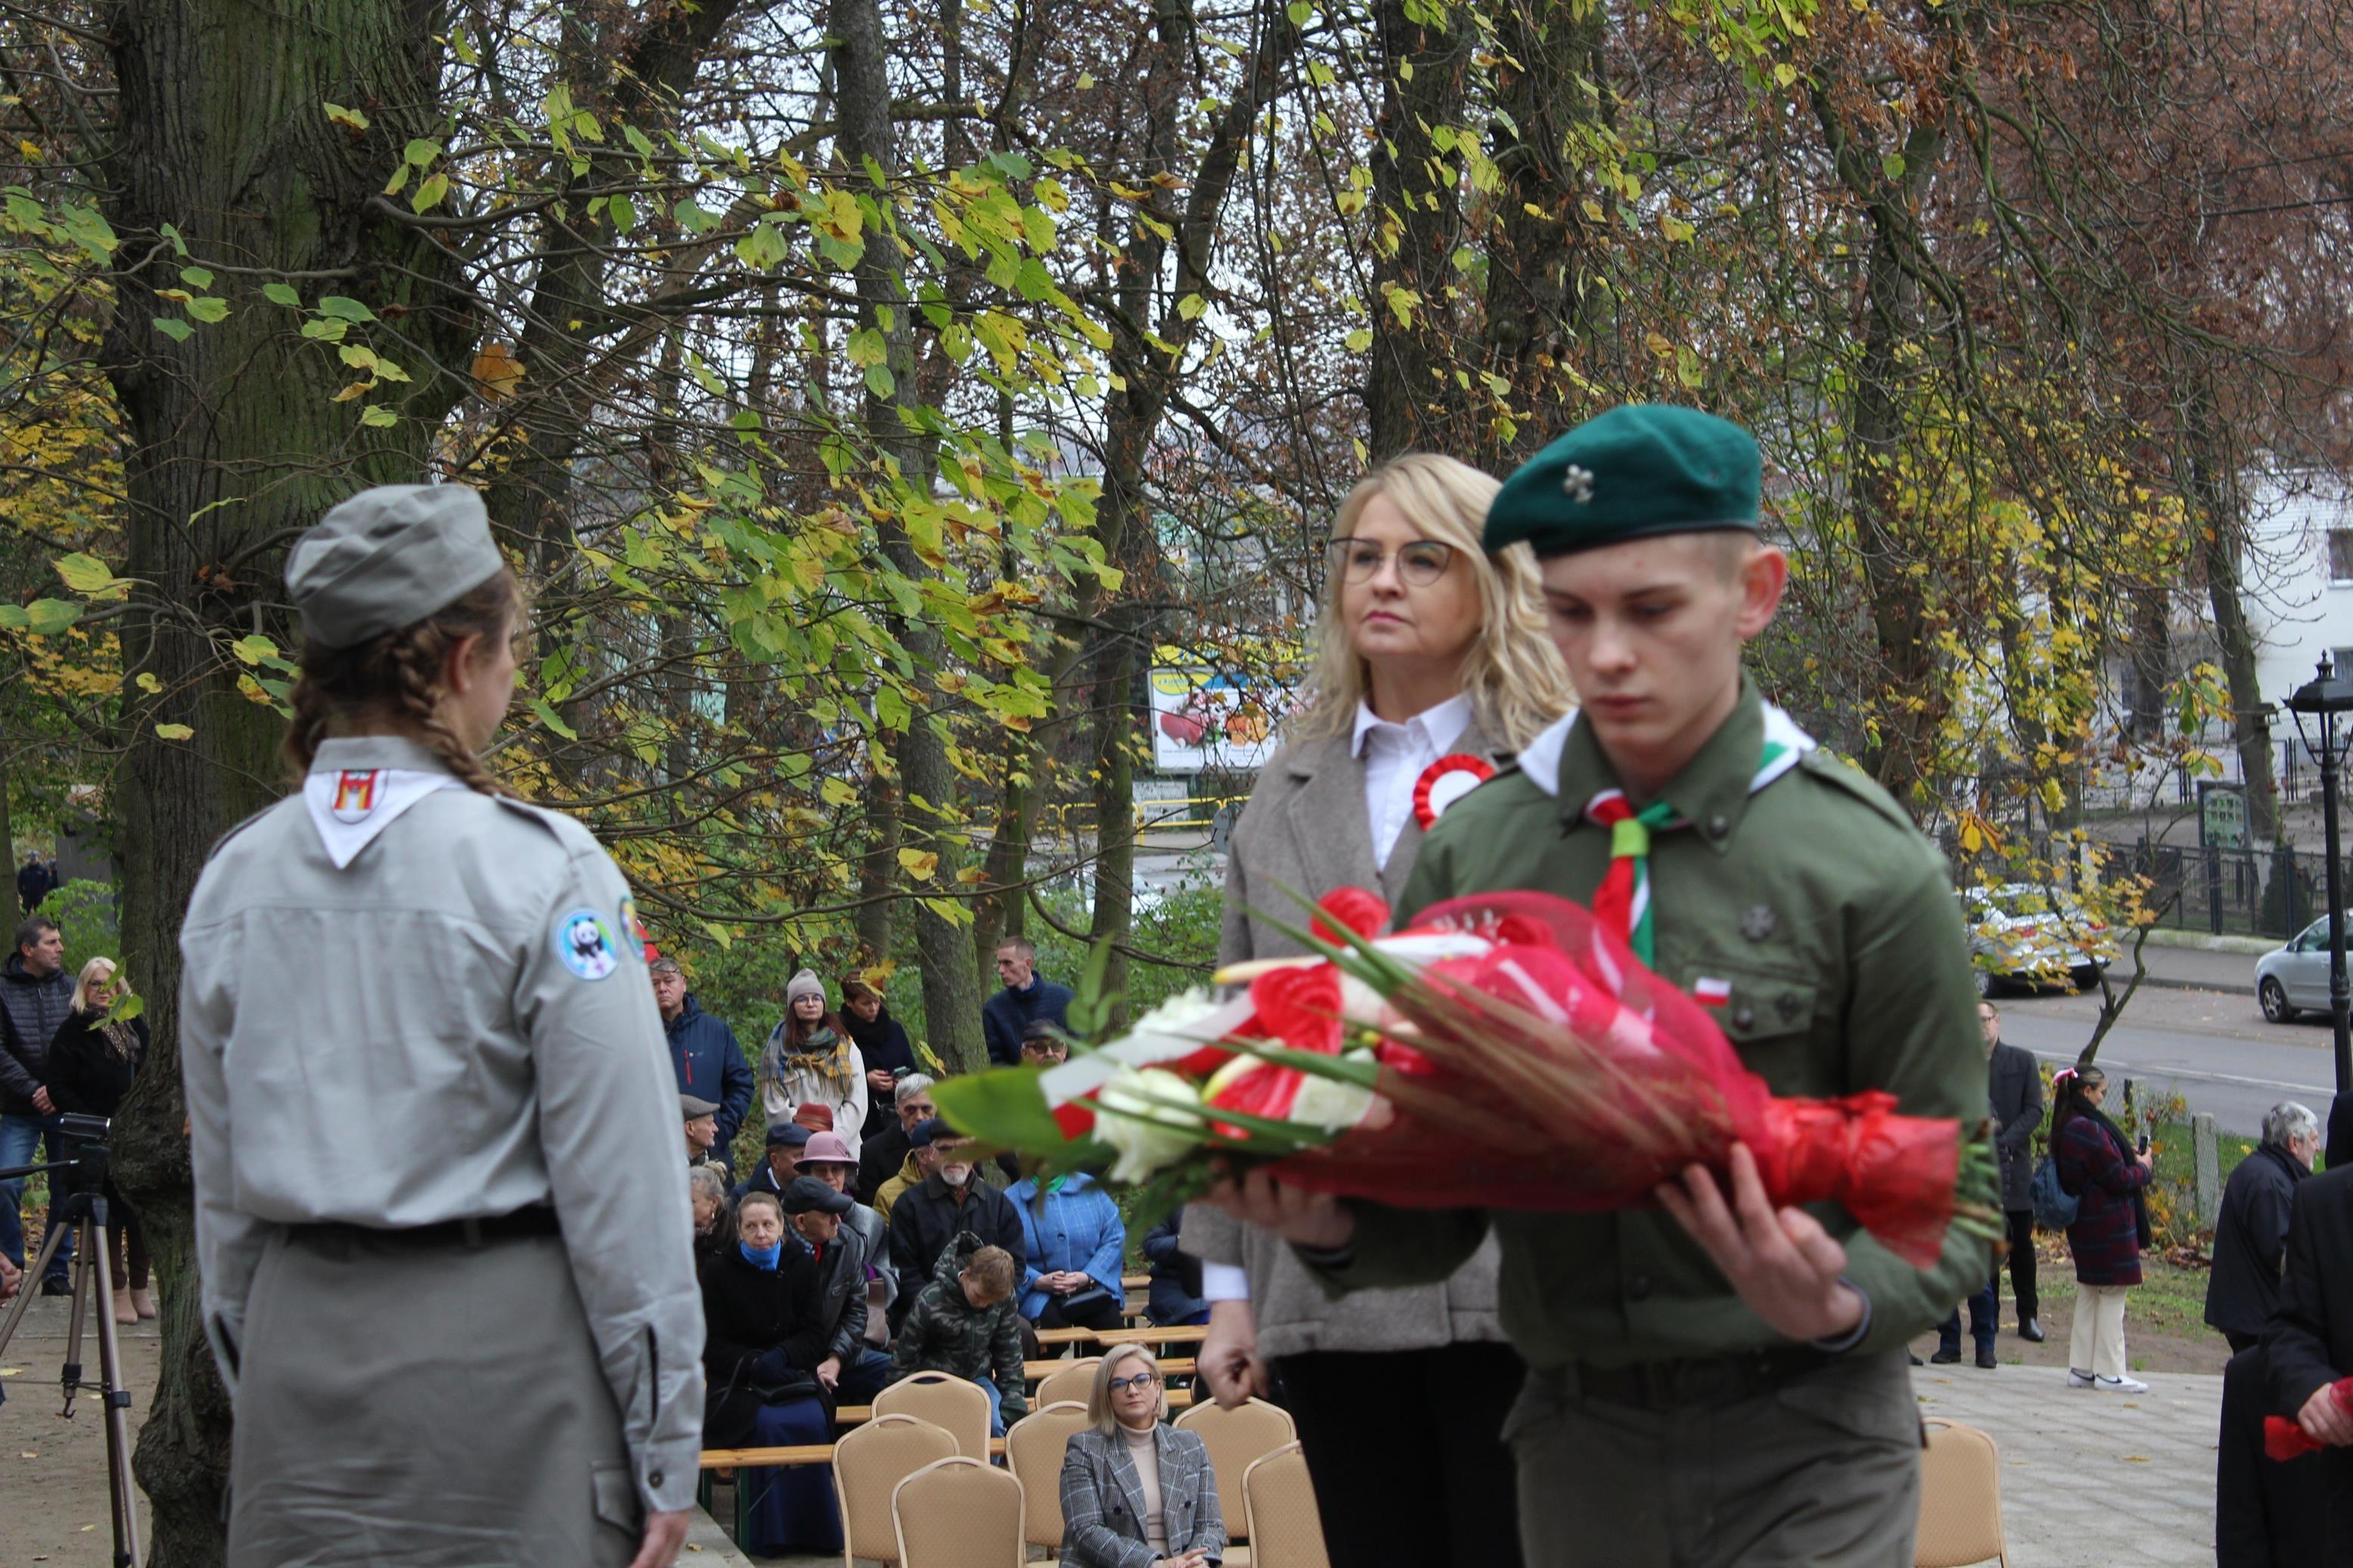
top-left (286, 1205), bottom-right (561, 1250)
top-left (1561, 1344), bottom-right (1833, 1410)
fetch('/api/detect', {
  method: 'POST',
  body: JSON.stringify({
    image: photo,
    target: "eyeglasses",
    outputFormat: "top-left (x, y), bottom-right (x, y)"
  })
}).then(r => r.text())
top-left (1107, 1371), bottom-right (1161, 1394)
top-left (1326, 536), bottom-right (1456, 587)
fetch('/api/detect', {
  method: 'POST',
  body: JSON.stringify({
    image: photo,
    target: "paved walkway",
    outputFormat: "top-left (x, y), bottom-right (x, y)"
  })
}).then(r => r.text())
top-left (1911, 1364), bottom-right (2221, 1566)
top-left (2137, 939), bottom-right (2264, 996)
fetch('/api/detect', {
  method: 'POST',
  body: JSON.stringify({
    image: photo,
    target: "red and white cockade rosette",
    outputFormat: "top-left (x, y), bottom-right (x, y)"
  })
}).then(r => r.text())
top-left (1412, 753), bottom-right (1496, 831)
top-left (932, 886), bottom-right (1989, 1268)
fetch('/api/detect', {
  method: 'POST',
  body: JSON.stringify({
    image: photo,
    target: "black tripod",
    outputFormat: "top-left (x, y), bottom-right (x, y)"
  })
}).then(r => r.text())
top-left (0, 1117), bottom-right (142, 1567)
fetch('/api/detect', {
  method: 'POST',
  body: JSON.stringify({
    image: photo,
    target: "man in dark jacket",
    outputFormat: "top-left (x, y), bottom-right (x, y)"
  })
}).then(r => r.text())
top-left (981, 937), bottom-right (1072, 1067)
top-left (1985, 1001), bottom-right (2046, 1341)
top-left (2211, 1101), bottom-right (2320, 1352)
top-left (0, 916), bottom-right (74, 1291)
top-left (856, 1073), bottom-right (934, 1205)
top-left (2264, 1162), bottom-right (2353, 1563)
top-left (15, 853), bottom-right (51, 914)
top-left (782, 1175), bottom-right (894, 1405)
top-left (651, 957), bottom-right (753, 1166)
top-left (732, 1122), bottom-right (809, 1203)
top-left (885, 1121), bottom-right (1024, 1333)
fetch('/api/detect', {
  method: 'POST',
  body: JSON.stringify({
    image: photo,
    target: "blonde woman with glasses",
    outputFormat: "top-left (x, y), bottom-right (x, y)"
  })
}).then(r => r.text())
top-left (45, 957), bottom-right (151, 1323)
top-left (1058, 1344), bottom-right (1225, 1568)
top-left (1184, 453), bottom-right (1572, 1568)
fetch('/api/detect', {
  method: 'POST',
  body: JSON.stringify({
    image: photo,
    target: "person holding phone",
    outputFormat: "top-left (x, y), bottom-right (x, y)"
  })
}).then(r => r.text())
top-left (2052, 1065), bottom-right (2155, 1393)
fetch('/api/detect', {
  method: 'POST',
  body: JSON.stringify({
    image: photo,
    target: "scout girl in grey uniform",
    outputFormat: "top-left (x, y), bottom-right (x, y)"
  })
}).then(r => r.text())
top-left (182, 484), bottom-right (704, 1568)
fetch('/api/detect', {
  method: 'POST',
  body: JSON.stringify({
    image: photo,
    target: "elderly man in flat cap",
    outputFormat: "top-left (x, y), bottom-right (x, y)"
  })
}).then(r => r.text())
top-left (182, 483), bottom-right (702, 1568)
top-left (1211, 406), bottom-right (1987, 1566)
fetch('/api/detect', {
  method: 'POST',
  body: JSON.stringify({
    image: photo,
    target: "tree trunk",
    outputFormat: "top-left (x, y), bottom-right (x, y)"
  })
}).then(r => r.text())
top-left (828, 0), bottom-right (987, 1074)
top-left (855, 771), bottom-right (900, 965)
top-left (1363, 0), bottom-right (1469, 460)
top-left (2188, 395), bottom-right (2285, 846)
top-left (100, 2), bottom-right (477, 1560)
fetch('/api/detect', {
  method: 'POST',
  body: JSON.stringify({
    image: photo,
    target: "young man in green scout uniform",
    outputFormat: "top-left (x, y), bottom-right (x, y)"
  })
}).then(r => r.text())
top-left (1211, 405), bottom-right (1986, 1566)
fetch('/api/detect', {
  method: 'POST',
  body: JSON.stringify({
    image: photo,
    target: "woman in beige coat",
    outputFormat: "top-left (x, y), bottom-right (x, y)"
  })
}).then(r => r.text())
top-left (1183, 454), bottom-right (1574, 1568)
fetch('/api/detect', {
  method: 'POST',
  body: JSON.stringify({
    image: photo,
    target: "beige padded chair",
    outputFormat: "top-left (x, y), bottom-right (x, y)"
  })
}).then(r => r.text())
top-left (1242, 1442), bottom-right (1329, 1568)
top-left (1035, 1356), bottom-right (1102, 1408)
top-left (1175, 1396), bottom-right (1296, 1555)
top-left (831, 1413), bottom-right (959, 1567)
top-left (1006, 1401), bottom-right (1091, 1555)
top-left (891, 1455), bottom-right (1026, 1568)
top-left (873, 1371), bottom-right (994, 1458)
top-left (1915, 1417), bottom-right (2010, 1567)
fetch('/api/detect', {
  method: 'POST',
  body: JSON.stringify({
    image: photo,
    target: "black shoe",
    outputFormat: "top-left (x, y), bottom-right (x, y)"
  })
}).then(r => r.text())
top-left (2019, 1318), bottom-right (2045, 1343)
top-left (38, 1276), bottom-right (71, 1296)
top-left (1908, 1352), bottom-right (1925, 1366)
top-left (1930, 1347), bottom-right (1962, 1365)
top-left (1976, 1347), bottom-right (2000, 1369)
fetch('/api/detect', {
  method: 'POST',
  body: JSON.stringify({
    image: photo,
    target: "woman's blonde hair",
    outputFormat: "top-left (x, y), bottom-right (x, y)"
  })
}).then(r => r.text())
top-left (1086, 1343), bottom-right (1167, 1434)
top-left (1290, 454), bottom-right (1574, 751)
top-left (70, 956), bottom-right (123, 1015)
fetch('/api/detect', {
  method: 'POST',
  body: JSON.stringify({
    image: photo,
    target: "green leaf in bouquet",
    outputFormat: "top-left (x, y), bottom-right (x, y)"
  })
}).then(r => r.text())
top-left (930, 1063), bottom-right (1091, 1155)
top-left (1225, 1038), bottom-right (1384, 1088)
top-left (1065, 933), bottom-right (1120, 1040)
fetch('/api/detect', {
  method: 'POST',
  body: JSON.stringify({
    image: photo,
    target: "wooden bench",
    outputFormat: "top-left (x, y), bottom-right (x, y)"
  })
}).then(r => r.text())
top-left (1034, 1324), bottom-right (1209, 1349)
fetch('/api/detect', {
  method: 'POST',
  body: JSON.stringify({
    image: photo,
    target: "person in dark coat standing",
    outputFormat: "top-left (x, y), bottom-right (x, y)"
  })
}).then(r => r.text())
top-left (16, 853), bottom-right (53, 914)
top-left (885, 1120), bottom-right (1024, 1333)
top-left (839, 977), bottom-right (915, 1143)
top-left (2053, 1065), bottom-right (2153, 1392)
top-left (651, 956), bottom-right (753, 1167)
top-left (2261, 1161), bottom-right (2353, 1563)
top-left (1984, 1001), bottom-right (2045, 1340)
top-left (43, 957), bottom-right (153, 1324)
top-left (0, 914), bottom-right (74, 1292)
top-left (981, 936), bottom-right (1072, 1067)
top-left (2210, 1102), bottom-right (2320, 1354)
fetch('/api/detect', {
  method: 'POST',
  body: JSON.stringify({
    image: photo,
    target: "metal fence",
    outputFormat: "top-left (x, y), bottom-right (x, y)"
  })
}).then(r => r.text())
top-left (2124, 839), bottom-right (2348, 941)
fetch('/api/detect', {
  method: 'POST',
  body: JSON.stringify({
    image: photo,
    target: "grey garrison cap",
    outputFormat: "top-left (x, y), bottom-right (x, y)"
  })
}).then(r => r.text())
top-left (286, 484), bottom-right (505, 649)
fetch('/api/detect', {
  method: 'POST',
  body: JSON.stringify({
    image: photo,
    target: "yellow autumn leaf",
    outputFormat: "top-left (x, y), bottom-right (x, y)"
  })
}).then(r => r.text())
top-left (897, 848), bottom-right (939, 881)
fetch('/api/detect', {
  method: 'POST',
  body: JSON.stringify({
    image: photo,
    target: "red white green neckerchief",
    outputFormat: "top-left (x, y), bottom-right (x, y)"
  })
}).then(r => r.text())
top-left (1515, 703), bottom-right (1814, 966)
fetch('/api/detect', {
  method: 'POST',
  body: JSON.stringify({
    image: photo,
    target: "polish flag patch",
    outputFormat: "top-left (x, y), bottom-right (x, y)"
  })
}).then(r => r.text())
top-left (1692, 977), bottom-right (1732, 1009)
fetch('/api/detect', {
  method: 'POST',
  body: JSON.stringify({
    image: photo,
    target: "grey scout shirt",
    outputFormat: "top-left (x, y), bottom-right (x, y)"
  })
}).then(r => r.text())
top-left (1310, 679), bottom-right (1990, 1368)
top-left (181, 734), bottom-right (706, 1513)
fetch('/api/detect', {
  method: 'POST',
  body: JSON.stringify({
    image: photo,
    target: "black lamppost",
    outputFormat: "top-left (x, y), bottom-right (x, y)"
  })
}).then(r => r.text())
top-left (2284, 654), bottom-right (2353, 1098)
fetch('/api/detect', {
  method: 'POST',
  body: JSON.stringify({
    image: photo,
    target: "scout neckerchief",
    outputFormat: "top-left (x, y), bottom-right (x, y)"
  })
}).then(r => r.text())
top-left (301, 766), bottom-right (466, 869)
top-left (1519, 703), bottom-right (1816, 965)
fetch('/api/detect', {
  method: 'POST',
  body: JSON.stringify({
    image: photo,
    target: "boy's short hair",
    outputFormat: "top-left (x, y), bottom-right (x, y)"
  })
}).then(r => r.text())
top-left (960, 1245), bottom-right (1015, 1302)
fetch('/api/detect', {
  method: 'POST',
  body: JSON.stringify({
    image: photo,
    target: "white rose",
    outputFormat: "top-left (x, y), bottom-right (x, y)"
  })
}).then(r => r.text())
top-left (1287, 1051), bottom-right (1380, 1132)
top-left (1094, 1067), bottom-right (1205, 1183)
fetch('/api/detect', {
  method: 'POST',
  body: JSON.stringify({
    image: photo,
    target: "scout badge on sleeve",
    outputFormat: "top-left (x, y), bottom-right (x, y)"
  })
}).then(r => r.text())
top-left (556, 908), bottom-right (621, 980)
top-left (1412, 754), bottom-right (1496, 832)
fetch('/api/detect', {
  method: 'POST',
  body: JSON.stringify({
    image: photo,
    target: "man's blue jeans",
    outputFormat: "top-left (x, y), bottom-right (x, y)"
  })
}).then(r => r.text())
top-left (0, 1112), bottom-right (75, 1284)
top-left (978, 1377), bottom-right (1006, 1437)
top-left (835, 1347), bottom-right (895, 1407)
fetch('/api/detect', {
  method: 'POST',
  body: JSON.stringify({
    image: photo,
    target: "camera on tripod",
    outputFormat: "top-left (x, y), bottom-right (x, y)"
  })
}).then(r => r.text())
top-left (52, 1111), bottom-right (109, 1191)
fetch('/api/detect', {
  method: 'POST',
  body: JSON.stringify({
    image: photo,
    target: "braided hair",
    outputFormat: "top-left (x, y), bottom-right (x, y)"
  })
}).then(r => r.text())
top-left (281, 570), bottom-right (520, 796)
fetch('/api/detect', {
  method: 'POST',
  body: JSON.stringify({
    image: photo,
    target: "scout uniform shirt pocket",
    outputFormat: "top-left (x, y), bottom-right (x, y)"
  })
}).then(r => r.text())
top-left (1690, 964), bottom-right (1820, 1089)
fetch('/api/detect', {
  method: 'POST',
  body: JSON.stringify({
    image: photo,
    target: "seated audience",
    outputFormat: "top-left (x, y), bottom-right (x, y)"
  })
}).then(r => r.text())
top-left (682, 1093), bottom-right (722, 1167)
top-left (1142, 1209), bottom-right (1208, 1327)
top-left (2211, 1101), bottom-right (2319, 1353)
top-left (859, 1073), bottom-right (936, 1206)
top-left (782, 1174), bottom-right (895, 1408)
top-left (890, 1242), bottom-right (1027, 1434)
top-left (44, 957), bottom-right (151, 1324)
top-left (758, 969), bottom-right (868, 1156)
top-left (735, 1122), bottom-right (810, 1202)
top-left (1005, 1168), bottom-right (1127, 1332)
top-left (697, 1189), bottom-right (841, 1557)
top-left (797, 1131), bottom-right (894, 1324)
top-left (1059, 1344), bottom-right (1226, 1568)
top-left (886, 1120), bottom-right (1024, 1332)
top-left (688, 1164), bottom-right (736, 1266)
top-left (841, 977), bottom-right (916, 1144)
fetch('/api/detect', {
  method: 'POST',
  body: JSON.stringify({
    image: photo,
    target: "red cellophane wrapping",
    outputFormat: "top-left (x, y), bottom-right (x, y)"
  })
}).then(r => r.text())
top-left (2264, 1377), bottom-right (2351, 1461)
top-left (1246, 889), bottom-right (1966, 1268)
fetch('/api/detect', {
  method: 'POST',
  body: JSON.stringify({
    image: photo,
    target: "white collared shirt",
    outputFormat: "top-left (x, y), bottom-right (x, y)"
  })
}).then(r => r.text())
top-left (1352, 691), bottom-right (1474, 872)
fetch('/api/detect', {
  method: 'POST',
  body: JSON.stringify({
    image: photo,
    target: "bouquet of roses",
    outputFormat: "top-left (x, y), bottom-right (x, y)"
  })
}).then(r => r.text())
top-left (2264, 1380), bottom-right (2348, 1461)
top-left (931, 886), bottom-right (1999, 1267)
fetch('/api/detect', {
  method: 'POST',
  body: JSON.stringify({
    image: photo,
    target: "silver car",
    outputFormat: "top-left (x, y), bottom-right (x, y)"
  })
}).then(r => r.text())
top-left (1959, 883), bottom-right (2120, 997)
top-left (2256, 915), bottom-right (2353, 1023)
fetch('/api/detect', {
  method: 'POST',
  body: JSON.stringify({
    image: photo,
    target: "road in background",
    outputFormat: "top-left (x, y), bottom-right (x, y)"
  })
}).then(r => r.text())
top-left (1994, 982), bottom-right (2336, 1135)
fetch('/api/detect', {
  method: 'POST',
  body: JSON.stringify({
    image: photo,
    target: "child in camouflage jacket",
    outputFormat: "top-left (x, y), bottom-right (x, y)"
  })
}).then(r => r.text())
top-left (887, 1236), bottom-right (1027, 1431)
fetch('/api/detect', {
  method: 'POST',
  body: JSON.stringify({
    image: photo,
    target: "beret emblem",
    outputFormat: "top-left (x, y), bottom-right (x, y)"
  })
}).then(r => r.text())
top-left (1562, 464), bottom-right (1596, 504)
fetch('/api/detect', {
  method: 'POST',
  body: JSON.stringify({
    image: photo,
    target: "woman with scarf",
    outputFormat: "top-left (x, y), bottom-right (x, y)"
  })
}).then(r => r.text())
top-left (45, 957), bottom-right (151, 1325)
top-left (839, 976), bottom-right (914, 1144)
top-left (2053, 1064), bottom-right (2155, 1393)
top-left (758, 970), bottom-right (868, 1157)
top-left (698, 1188), bottom-right (840, 1554)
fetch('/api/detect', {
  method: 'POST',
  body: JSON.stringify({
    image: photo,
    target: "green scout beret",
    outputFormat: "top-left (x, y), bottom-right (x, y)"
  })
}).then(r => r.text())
top-left (286, 483), bottom-right (505, 649)
top-left (1484, 404), bottom-right (1761, 557)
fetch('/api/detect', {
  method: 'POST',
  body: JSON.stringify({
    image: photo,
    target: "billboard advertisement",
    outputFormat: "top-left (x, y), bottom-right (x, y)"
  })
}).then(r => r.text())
top-left (1149, 666), bottom-right (1285, 773)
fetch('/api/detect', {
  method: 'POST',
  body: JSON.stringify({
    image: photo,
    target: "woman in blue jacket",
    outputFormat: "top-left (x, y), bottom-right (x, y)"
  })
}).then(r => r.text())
top-left (1006, 1169), bottom-right (1127, 1330)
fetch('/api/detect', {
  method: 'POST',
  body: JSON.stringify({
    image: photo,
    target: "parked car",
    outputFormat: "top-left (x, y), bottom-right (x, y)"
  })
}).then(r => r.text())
top-left (2256, 914), bottom-right (2353, 1023)
top-left (1959, 883), bottom-right (2120, 996)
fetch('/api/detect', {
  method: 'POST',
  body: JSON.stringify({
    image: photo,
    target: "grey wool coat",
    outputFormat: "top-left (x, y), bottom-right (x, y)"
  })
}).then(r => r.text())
top-left (1058, 1424), bottom-right (1226, 1568)
top-left (1188, 723), bottom-right (1506, 1362)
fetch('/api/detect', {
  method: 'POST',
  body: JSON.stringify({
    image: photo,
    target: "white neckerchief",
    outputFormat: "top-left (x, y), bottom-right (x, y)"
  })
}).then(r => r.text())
top-left (302, 767), bottom-right (466, 868)
top-left (1351, 692), bottom-right (1474, 872)
top-left (1515, 702), bottom-right (1816, 800)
